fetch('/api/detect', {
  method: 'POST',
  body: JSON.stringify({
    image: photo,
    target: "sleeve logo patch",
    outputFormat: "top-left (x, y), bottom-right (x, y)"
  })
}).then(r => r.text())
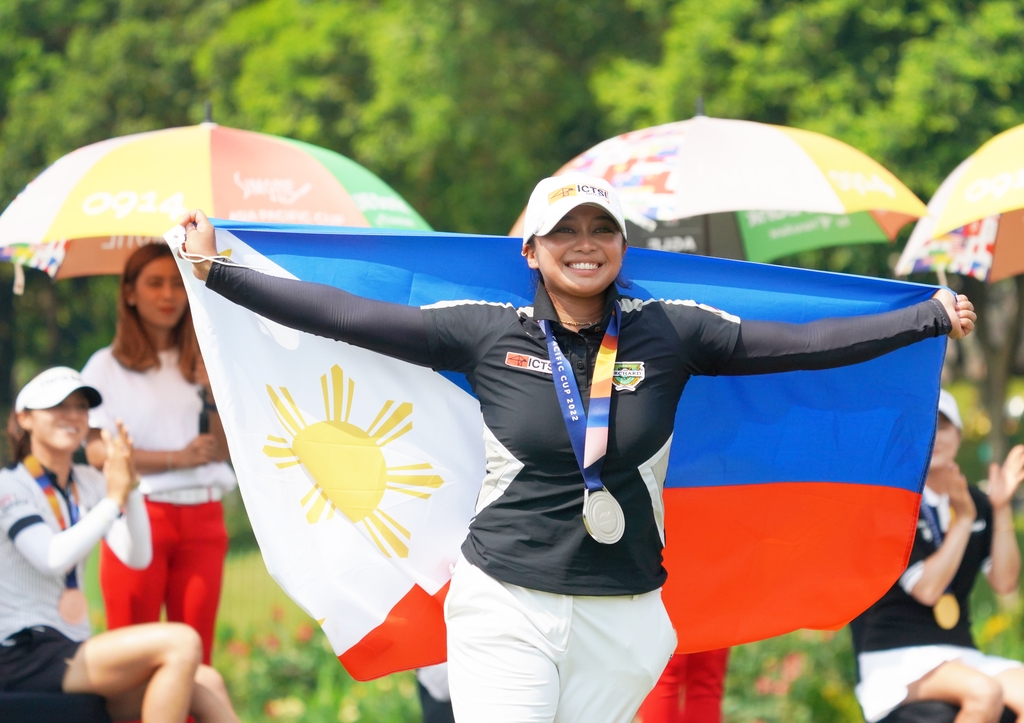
top-left (504, 352), bottom-right (552, 375)
top-left (612, 362), bottom-right (645, 392)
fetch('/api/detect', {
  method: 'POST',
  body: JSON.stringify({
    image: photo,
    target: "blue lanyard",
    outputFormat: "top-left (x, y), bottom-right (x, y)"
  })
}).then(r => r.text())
top-left (538, 304), bottom-right (620, 493)
top-left (920, 502), bottom-right (944, 546)
top-left (920, 502), bottom-right (953, 593)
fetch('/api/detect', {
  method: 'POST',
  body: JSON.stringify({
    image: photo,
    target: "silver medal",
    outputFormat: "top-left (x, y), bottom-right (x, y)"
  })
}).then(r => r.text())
top-left (583, 488), bottom-right (625, 544)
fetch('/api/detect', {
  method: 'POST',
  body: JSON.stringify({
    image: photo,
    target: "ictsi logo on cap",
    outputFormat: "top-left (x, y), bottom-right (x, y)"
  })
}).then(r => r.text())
top-left (547, 183), bottom-right (609, 205)
top-left (524, 173), bottom-right (627, 245)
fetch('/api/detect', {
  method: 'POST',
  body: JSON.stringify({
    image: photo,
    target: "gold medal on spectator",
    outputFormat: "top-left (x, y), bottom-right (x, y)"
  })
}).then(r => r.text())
top-left (59, 588), bottom-right (89, 625)
top-left (933, 593), bottom-right (960, 630)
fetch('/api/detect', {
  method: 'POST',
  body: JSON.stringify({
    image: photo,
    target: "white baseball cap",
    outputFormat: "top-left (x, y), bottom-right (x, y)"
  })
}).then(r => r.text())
top-left (522, 174), bottom-right (627, 247)
top-left (15, 367), bottom-right (102, 412)
top-left (937, 389), bottom-right (962, 432)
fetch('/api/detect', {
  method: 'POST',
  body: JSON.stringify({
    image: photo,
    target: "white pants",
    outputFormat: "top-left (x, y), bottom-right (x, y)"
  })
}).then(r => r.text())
top-left (444, 555), bottom-right (677, 723)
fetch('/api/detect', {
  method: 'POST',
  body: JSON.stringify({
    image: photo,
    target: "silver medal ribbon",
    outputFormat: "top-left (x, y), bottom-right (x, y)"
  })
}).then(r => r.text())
top-left (539, 307), bottom-right (625, 545)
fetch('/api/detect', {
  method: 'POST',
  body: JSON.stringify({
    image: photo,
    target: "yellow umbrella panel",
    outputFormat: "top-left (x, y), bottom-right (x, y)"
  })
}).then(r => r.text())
top-left (897, 135), bottom-right (1024, 284)
top-left (0, 124), bottom-right (430, 280)
top-left (931, 124), bottom-right (1024, 238)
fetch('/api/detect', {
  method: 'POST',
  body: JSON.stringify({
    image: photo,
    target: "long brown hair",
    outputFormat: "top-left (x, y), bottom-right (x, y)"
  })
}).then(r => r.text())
top-left (6, 411), bottom-right (31, 463)
top-left (111, 243), bottom-right (200, 383)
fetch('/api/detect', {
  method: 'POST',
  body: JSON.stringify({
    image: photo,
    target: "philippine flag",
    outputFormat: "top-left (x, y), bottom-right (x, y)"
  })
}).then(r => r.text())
top-left (170, 221), bottom-right (945, 680)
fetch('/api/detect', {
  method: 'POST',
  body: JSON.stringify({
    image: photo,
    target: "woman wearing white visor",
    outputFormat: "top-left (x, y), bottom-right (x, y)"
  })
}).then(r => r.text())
top-left (179, 174), bottom-right (975, 723)
top-left (0, 367), bottom-right (239, 723)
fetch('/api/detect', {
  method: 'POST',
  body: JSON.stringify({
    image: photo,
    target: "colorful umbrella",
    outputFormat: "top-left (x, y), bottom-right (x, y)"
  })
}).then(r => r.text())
top-left (896, 124), bottom-right (1024, 282)
top-left (927, 124), bottom-right (1024, 239)
top-left (510, 116), bottom-right (925, 262)
top-left (0, 123), bottom-right (430, 280)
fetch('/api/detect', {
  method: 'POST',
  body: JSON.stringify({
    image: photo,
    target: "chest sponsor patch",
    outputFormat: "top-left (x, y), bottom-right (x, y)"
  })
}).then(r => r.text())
top-left (612, 362), bottom-right (645, 392)
top-left (505, 351), bottom-right (551, 375)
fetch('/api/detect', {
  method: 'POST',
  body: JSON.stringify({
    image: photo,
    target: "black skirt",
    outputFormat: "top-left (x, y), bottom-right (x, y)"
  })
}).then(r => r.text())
top-left (0, 627), bottom-right (82, 692)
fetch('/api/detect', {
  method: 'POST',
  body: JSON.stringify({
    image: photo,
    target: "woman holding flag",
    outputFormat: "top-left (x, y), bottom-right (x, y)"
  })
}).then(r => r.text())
top-left (179, 174), bottom-right (976, 723)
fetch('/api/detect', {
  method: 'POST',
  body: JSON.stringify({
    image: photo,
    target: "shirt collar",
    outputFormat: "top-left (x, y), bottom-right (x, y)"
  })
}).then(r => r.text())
top-left (922, 485), bottom-right (951, 532)
top-left (23, 458), bottom-right (71, 495)
top-left (531, 283), bottom-right (621, 326)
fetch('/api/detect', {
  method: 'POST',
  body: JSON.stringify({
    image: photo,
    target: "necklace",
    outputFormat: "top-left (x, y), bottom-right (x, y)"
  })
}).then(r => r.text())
top-left (559, 318), bottom-right (600, 327)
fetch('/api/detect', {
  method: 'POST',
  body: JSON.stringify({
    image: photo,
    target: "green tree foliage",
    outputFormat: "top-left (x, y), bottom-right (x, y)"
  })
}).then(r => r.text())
top-left (593, 0), bottom-right (1024, 198)
top-left (195, 0), bottom-right (663, 233)
top-left (0, 0), bottom-right (240, 413)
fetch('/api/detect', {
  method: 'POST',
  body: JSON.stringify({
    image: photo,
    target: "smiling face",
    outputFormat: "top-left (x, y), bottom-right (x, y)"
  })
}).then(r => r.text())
top-left (125, 256), bottom-right (188, 339)
top-left (16, 390), bottom-right (91, 460)
top-left (524, 204), bottom-right (626, 304)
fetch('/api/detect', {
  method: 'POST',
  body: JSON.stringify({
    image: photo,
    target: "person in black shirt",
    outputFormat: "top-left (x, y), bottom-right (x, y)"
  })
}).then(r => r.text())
top-left (178, 174), bottom-right (976, 723)
top-left (855, 391), bottom-right (1024, 723)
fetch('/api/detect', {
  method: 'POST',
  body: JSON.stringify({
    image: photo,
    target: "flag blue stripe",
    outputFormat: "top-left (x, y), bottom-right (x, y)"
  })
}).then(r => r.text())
top-left (218, 221), bottom-right (944, 495)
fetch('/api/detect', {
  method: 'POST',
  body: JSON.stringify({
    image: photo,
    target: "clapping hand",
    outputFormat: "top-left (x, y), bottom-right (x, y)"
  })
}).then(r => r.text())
top-left (928, 460), bottom-right (977, 523)
top-left (102, 420), bottom-right (138, 507)
top-left (989, 444), bottom-right (1024, 510)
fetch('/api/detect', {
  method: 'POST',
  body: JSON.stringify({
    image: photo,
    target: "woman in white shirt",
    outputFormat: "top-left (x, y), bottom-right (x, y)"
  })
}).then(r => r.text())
top-left (82, 243), bottom-right (236, 664)
top-left (0, 366), bottom-right (238, 722)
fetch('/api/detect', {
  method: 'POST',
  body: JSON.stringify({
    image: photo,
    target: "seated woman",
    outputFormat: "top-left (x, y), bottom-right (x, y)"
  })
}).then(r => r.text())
top-left (855, 390), bottom-right (1024, 723)
top-left (0, 367), bottom-right (239, 723)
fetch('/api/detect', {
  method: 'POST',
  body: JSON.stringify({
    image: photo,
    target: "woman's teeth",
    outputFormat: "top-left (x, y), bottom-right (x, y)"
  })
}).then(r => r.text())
top-left (567, 262), bottom-right (600, 270)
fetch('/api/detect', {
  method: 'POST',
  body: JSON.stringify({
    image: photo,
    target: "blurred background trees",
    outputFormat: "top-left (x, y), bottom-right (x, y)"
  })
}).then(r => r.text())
top-left (5, 0), bottom-right (1024, 463)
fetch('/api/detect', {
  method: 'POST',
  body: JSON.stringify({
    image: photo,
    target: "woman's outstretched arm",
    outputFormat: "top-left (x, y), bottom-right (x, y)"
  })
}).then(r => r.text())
top-left (206, 263), bottom-right (435, 367)
top-left (180, 209), bottom-right (435, 367)
top-left (719, 292), bottom-right (972, 375)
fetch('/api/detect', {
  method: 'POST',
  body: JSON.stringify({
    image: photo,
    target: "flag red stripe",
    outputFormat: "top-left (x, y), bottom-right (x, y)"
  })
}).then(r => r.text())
top-left (339, 582), bottom-right (449, 681)
top-left (662, 482), bottom-right (919, 652)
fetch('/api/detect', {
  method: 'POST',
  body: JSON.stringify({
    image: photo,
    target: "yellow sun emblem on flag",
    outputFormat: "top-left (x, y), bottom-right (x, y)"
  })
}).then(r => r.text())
top-left (262, 364), bottom-right (443, 558)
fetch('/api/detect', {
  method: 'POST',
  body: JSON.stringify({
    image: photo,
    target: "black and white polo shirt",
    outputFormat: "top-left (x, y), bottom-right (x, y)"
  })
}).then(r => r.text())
top-left (424, 285), bottom-right (740, 595)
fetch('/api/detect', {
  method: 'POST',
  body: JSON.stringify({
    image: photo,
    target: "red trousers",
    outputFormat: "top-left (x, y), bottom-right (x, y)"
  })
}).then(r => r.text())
top-left (639, 649), bottom-right (730, 723)
top-left (100, 499), bottom-right (228, 664)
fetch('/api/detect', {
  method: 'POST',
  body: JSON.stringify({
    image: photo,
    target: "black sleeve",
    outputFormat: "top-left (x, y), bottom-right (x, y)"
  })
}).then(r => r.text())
top-left (206, 263), bottom-right (436, 367)
top-left (906, 516), bottom-right (932, 567)
top-left (719, 298), bottom-right (952, 376)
